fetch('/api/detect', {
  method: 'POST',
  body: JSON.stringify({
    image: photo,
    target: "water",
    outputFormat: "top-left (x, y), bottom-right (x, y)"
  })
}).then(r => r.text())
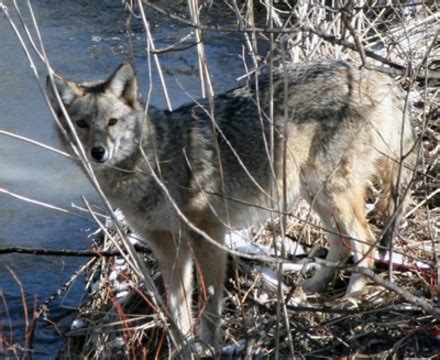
top-left (0, 1), bottom-right (245, 357)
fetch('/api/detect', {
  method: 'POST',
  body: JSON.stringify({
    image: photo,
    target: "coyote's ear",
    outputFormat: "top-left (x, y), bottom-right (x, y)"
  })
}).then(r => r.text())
top-left (105, 62), bottom-right (138, 106)
top-left (46, 74), bottom-right (83, 115)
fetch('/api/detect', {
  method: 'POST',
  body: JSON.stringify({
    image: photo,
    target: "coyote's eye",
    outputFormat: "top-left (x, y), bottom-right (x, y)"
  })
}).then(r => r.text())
top-left (108, 118), bottom-right (118, 126)
top-left (76, 119), bottom-right (88, 128)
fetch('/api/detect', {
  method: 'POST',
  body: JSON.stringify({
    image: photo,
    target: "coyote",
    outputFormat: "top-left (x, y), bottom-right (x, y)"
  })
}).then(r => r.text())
top-left (47, 60), bottom-right (415, 351)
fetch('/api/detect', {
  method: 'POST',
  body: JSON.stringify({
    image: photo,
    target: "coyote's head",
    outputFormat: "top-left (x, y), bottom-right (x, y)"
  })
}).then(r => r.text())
top-left (47, 62), bottom-right (144, 167)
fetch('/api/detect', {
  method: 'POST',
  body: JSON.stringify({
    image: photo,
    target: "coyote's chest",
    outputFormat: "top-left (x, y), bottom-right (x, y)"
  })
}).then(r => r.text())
top-left (97, 168), bottom-right (176, 231)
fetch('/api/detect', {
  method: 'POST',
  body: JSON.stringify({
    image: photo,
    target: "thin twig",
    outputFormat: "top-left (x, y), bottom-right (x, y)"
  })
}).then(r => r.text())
top-left (353, 266), bottom-right (440, 318)
top-left (0, 245), bottom-right (150, 257)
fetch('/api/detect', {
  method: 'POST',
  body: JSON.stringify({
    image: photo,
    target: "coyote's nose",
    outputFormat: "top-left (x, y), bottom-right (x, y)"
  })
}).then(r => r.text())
top-left (91, 145), bottom-right (108, 162)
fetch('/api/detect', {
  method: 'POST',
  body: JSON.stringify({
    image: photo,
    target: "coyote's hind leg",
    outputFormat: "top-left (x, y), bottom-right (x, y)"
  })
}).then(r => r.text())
top-left (302, 185), bottom-right (376, 294)
top-left (301, 199), bottom-right (351, 294)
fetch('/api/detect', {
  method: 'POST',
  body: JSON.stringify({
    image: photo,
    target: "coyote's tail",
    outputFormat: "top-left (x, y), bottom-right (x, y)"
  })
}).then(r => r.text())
top-left (376, 109), bottom-right (417, 254)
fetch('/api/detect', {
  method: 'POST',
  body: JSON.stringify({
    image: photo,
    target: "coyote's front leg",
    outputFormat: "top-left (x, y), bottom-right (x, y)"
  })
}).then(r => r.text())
top-left (148, 230), bottom-right (194, 346)
top-left (192, 225), bottom-right (227, 352)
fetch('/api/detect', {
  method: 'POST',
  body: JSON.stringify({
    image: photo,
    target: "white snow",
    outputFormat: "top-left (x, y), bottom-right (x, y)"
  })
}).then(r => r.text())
top-left (222, 339), bottom-right (246, 356)
top-left (71, 318), bottom-right (86, 330)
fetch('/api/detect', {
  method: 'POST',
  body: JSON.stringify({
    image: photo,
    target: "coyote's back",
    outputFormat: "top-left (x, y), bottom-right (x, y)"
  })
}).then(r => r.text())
top-left (47, 60), bottom-right (416, 353)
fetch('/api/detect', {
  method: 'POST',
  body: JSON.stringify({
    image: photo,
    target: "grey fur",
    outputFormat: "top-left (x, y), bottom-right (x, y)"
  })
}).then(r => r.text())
top-left (47, 60), bottom-right (416, 351)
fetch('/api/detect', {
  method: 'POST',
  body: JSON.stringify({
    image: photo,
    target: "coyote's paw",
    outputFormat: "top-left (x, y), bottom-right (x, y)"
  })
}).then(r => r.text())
top-left (189, 339), bottom-right (216, 358)
top-left (301, 278), bottom-right (328, 294)
top-left (301, 268), bottom-right (332, 294)
top-left (345, 273), bottom-right (369, 295)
